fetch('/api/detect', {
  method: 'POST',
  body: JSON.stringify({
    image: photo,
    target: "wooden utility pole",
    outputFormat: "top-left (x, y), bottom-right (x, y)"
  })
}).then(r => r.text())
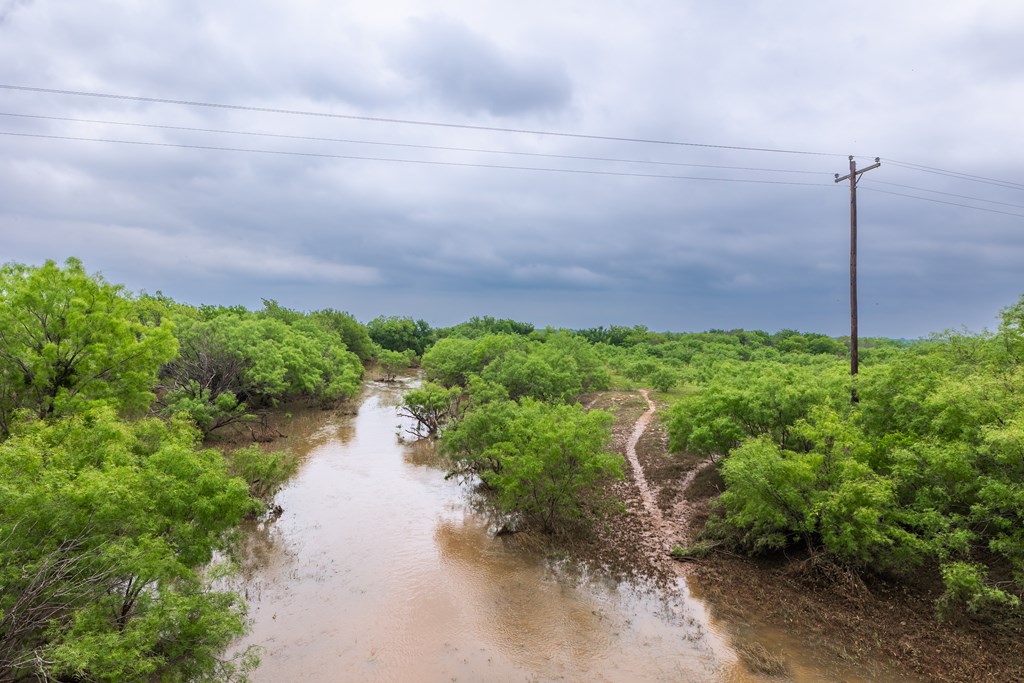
top-left (835, 155), bottom-right (880, 404)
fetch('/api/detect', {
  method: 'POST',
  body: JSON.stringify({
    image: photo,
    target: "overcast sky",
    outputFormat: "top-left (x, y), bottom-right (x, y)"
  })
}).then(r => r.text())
top-left (1, 1), bottom-right (1022, 336)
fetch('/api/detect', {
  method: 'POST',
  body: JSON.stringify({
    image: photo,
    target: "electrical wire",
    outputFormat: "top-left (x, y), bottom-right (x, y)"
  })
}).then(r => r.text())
top-left (0, 130), bottom-right (838, 187)
top-left (864, 179), bottom-right (1024, 211)
top-left (0, 112), bottom-right (832, 176)
top-left (2, 90), bottom-right (1019, 219)
top-left (0, 83), bottom-right (849, 157)
top-left (885, 159), bottom-right (1024, 192)
top-left (861, 187), bottom-right (1024, 219)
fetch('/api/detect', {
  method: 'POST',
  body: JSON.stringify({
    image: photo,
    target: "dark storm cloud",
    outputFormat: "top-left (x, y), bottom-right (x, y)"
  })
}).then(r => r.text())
top-left (394, 17), bottom-right (572, 116)
top-left (1, 1), bottom-right (1023, 336)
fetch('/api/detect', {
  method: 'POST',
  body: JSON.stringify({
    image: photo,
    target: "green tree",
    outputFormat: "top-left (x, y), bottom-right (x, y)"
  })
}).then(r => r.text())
top-left (311, 308), bottom-right (375, 361)
top-left (439, 316), bottom-right (534, 339)
top-left (422, 334), bottom-right (528, 387)
top-left (422, 336), bottom-right (480, 387)
top-left (376, 348), bottom-right (413, 382)
top-left (162, 309), bottom-right (364, 434)
top-left (718, 408), bottom-right (914, 569)
top-left (0, 259), bottom-right (178, 436)
top-left (442, 400), bottom-right (622, 532)
top-left (0, 408), bottom-right (256, 681)
top-left (226, 444), bottom-right (299, 510)
top-left (481, 350), bottom-right (580, 403)
top-left (367, 315), bottom-right (433, 355)
top-left (400, 382), bottom-right (465, 438)
top-left (649, 366), bottom-right (679, 392)
top-left (667, 360), bottom-right (847, 459)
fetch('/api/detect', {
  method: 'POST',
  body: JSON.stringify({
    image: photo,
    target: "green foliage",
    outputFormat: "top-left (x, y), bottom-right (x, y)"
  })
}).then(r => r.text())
top-left (574, 324), bottom-right (653, 347)
top-left (226, 445), bottom-right (299, 509)
top-left (625, 358), bottom-right (659, 380)
top-left (659, 295), bottom-right (1024, 616)
top-left (162, 307), bottom-right (364, 433)
top-left (0, 258), bottom-right (178, 436)
top-left (481, 350), bottom-right (580, 403)
top-left (719, 409), bottom-right (914, 569)
top-left (164, 386), bottom-right (250, 438)
top-left (718, 436), bottom-right (821, 552)
top-left (423, 331), bottom-right (607, 404)
top-left (667, 360), bottom-right (847, 459)
top-left (649, 367), bottom-right (679, 393)
top-left (938, 562), bottom-right (1021, 618)
top-left (440, 399), bottom-right (519, 480)
top-left (399, 382), bottom-right (464, 438)
top-left (367, 315), bottom-right (433, 355)
top-left (422, 336), bottom-right (480, 387)
top-left (133, 290), bottom-right (199, 327)
top-left (442, 400), bottom-right (622, 532)
top-left (438, 316), bottom-right (534, 339)
top-left (0, 260), bottom-right (376, 679)
top-left (422, 334), bottom-right (527, 387)
top-left (376, 347), bottom-right (414, 382)
top-left (999, 295), bottom-right (1024, 363)
top-left (539, 332), bottom-right (610, 394)
top-left (0, 408), bottom-right (255, 681)
top-left (670, 540), bottom-right (717, 561)
top-left (422, 327), bottom-right (620, 532)
top-left (310, 308), bottom-right (375, 361)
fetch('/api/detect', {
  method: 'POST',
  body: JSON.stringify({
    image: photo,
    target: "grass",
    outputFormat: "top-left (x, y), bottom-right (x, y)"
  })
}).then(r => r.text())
top-left (648, 382), bottom-right (697, 408)
top-left (733, 640), bottom-right (790, 677)
top-left (670, 540), bottom-right (718, 562)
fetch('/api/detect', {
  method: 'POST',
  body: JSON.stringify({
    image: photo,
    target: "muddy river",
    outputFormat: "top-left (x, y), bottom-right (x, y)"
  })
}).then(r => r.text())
top-left (230, 378), bottom-right (914, 682)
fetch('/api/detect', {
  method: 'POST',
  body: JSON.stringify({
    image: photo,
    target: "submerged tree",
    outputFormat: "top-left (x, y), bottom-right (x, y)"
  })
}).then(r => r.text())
top-left (442, 399), bottom-right (622, 532)
top-left (399, 382), bottom-right (464, 438)
top-left (161, 308), bottom-right (364, 435)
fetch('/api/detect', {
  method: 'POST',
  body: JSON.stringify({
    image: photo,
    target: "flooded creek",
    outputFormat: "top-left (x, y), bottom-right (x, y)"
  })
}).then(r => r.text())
top-left (231, 379), bottom-right (916, 682)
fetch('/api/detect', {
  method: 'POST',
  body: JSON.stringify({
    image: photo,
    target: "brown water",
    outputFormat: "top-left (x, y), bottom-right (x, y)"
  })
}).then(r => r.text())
top-left (230, 379), bottom-right (916, 682)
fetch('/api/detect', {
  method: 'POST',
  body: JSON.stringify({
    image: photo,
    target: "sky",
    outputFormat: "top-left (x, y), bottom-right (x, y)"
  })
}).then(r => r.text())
top-left (1, 1), bottom-right (1023, 336)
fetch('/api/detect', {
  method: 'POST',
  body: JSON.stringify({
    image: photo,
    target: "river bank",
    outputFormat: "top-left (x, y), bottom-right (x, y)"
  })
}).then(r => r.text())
top-left (228, 379), bottom-right (746, 681)
top-left (585, 388), bottom-right (1024, 683)
top-left (224, 379), bottom-right (1020, 681)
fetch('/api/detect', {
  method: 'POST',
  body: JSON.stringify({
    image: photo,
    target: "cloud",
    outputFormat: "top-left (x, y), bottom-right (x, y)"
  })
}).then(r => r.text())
top-left (393, 16), bottom-right (573, 117)
top-left (0, 0), bottom-right (31, 25)
top-left (0, 1), bottom-right (1022, 335)
top-left (2, 216), bottom-right (379, 286)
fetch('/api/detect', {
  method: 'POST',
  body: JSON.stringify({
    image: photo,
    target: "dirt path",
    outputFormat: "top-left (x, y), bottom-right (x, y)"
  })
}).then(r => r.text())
top-left (622, 389), bottom-right (667, 542)
top-left (621, 389), bottom-right (715, 557)
top-left (576, 389), bottom-right (718, 580)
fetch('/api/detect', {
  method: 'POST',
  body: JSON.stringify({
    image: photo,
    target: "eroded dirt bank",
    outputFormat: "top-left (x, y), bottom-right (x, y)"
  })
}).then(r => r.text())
top-left (584, 389), bottom-right (1024, 683)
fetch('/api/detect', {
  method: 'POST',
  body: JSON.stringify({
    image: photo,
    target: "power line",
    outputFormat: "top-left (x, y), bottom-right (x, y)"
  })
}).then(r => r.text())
top-left (0, 83), bottom-right (847, 158)
top-left (865, 179), bottom-right (1024, 210)
top-left (885, 159), bottom-right (1024, 192)
top-left (861, 186), bottom-right (1024, 219)
top-left (0, 111), bottom-right (831, 176)
top-left (0, 130), bottom-right (838, 187)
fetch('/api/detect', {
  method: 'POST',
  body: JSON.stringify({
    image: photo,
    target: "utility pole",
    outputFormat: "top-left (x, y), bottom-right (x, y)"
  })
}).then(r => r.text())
top-left (835, 156), bottom-right (880, 404)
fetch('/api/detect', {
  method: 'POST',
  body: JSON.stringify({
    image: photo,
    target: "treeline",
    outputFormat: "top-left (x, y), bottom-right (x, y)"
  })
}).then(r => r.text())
top-left (400, 307), bottom-right (1024, 620)
top-left (393, 317), bottom-right (898, 536)
top-left (151, 299), bottom-right (367, 437)
top-left (656, 302), bottom-right (1024, 618)
top-left (0, 259), bottom-right (377, 682)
